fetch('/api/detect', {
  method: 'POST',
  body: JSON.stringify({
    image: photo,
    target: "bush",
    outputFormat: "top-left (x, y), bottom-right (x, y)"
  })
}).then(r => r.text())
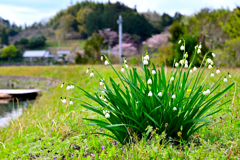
top-left (28, 35), bottom-right (46, 49)
top-left (61, 39), bottom-right (234, 144)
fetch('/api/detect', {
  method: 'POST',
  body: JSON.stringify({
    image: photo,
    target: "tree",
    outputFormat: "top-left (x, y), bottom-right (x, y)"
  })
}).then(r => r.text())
top-left (169, 21), bottom-right (185, 43)
top-left (28, 35), bottom-right (46, 49)
top-left (0, 45), bottom-right (19, 61)
top-left (1, 28), bottom-right (9, 45)
top-left (76, 8), bottom-right (93, 38)
top-left (84, 32), bottom-right (104, 61)
top-left (222, 7), bottom-right (240, 39)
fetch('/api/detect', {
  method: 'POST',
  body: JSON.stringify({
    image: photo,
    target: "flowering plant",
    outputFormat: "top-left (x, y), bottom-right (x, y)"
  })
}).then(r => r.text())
top-left (61, 39), bottom-right (233, 144)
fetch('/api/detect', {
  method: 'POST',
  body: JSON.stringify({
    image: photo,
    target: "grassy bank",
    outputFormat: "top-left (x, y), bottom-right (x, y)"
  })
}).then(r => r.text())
top-left (0, 65), bottom-right (239, 159)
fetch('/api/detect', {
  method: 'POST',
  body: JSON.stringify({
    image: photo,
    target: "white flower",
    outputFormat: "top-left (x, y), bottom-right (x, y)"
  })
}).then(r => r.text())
top-left (147, 79), bottom-right (152, 84)
top-left (178, 40), bottom-right (181, 44)
top-left (199, 44), bottom-right (202, 49)
top-left (86, 68), bottom-right (89, 73)
top-left (184, 53), bottom-right (188, 58)
top-left (144, 55), bottom-right (149, 60)
top-left (170, 77), bottom-right (174, 81)
top-left (103, 98), bottom-right (107, 102)
top-left (152, 70), bottom-right (156, 75)
top-left (208, 65), bottom-right (212, 69)
top-left (185, 60), bottom-right (188, 64)
top-left (143, 60), bottom-right (149, 65)
top-left (158, 92), bottom-right (162, 97)
top-left (70, 100), bottom-right (73, 105)
top-left (203, 91), bottom-right (206, 95)
top-left (216, 69), bottom-right (220, 74)
top-left (185, 63), bottom-right (188, 68)
top-left (103, 110), bottom-right (110, 118)
top-left (121, 67), bottom-right (124, 72)
top-left (62, 98), bottom-right (66, 103)
top-left (211, 73), bottom-right (214, 77)
top-left (70, 85), bottom-right (74, 89)
top-left (212, 53), bottom-right (216, 57)
top-left (189, 70), bottom-right (193, 73)
top-left (207, 58), bottom-right (212, 64)
top-left (125, 64), bottom-right (128, 68)
top-left (124, 59), bottom-right (127, 63)
top-left (172, 94), bottom-right (176, 99)
top-left (203, 89), bottom-right (210, 95)
top-left (175, 62), bottom-right (179, 67)
top-left (206, 89), bottom-right (210, 95)
top-left (229, 74), bottom-right (231, 78)
top-left (66, 85), bottom-right (71, 90)
top-left (180, 45), bottom-right (184, 50)
top-left (105, 113), bottom-right (110, 118)
top-left (61, 83), bottom-right (64, 88)
top-left (223, 77), bottom-right (227, 82)
top-left (101, 55), bottom-right (104, 61)
top-left (179, 60), bottom-right (184, 65)
top-left (90, 72), bottom-right (94, 77)
top-left (193, 67), bottom-right (197, 71)
top-left (173, 107), bottom-right (177, 111)
top-left (99, 81), bottom-right (104, 86)
top-left (99, 95), bottom-right (103, 99)
top-left (148, 91), bottom-right (153, 97)
top-left (197, 49), bottom-right (201, 54)
top-left (104, 60), bottom-right (109, 65)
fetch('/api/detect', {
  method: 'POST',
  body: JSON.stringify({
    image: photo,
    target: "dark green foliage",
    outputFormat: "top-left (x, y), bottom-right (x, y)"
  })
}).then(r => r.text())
top-left (0, 28), bottom-right (9, 45)
top-left (28, 35), bottom-right (46, 49)
top-left (121, 12), bottom-right (153, 41)
top-left (50, 1), bottom-right (153, 40)
top-left (8, 28), bottom-right (18, 36)
top-left (169, 21), bottom-right (185, 43)
top-left (84, 32), bottom-right (104, 61)
top-left (75, 53), bottom-right (88, 64)
top-left (161, 13), bottom-right (174, 28)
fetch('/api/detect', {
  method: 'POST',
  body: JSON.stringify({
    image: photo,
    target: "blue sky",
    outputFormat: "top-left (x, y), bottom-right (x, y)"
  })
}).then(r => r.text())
top-left (0, 0), bottom-right (239, 26)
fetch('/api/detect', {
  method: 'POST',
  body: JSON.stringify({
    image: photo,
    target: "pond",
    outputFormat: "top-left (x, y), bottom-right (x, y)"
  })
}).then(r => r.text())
top-left (0, 99), bottom-right (36, 127)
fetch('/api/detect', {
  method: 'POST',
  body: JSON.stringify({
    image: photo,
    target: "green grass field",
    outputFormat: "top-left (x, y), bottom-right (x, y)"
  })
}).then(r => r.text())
top-left (0, 65), bottom-right (239, 159)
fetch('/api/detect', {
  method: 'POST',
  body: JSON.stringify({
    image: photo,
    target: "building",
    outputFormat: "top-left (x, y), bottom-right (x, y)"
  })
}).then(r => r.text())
top-left (23, 50), bottom-right (54, 63)
top-left (56, 50), bottom-right (71, 62)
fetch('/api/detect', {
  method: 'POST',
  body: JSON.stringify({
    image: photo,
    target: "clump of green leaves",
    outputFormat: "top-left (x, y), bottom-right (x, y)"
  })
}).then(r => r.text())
top-left (65, 39), bottom-right (233, 144)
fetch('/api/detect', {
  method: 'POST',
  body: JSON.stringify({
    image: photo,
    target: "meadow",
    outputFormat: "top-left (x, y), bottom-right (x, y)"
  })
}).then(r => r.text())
top-left (0, 65), bottom-right (239, 159)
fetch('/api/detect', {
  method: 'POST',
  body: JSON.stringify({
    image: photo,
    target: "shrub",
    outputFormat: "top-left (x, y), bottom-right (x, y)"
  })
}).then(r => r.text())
top-left (28, 35), bottom-right (46, 49)
top-left (61, 39), bottom-right (234, 144)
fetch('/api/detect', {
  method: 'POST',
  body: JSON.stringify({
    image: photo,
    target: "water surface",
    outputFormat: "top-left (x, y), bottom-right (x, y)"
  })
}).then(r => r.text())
top-left (0, 100), bottom-right (35, 127)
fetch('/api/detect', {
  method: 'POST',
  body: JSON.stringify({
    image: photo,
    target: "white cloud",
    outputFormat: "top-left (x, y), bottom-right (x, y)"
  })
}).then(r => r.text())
top-left (0, 4), bottom-right (56, 25)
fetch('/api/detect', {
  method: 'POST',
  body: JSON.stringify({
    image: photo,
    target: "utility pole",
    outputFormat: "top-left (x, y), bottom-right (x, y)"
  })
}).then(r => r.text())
top-left (117, 15), bottom-right (123, 63)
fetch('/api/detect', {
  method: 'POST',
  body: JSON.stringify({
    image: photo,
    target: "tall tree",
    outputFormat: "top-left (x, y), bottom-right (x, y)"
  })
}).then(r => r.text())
top-left (1, 28), bottom-right (9, 45)
top-left (76, 8), bottom-right (93, 38)
top-left (222, 7), bottom-right (240, 39)
top-left (84, 32), bottom-right (104, 61)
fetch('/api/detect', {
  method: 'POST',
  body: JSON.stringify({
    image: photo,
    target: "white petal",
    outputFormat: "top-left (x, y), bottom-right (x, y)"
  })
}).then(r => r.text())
top-left (158, 92), bottom-right (162, 97)
top-left (148, 91), bottom-right (152, 97)
top-left (147, 79), bottom-right (152, 84)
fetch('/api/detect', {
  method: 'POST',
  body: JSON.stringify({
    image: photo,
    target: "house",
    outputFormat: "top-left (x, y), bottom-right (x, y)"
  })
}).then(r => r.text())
top-left (56, 50), bottom-right (71, 62)
top-left (23, 50), bottom-right (54, 63)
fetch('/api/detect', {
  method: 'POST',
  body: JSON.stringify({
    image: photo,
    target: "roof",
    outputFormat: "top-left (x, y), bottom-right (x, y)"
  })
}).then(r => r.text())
top-left (23, 50), bottom-right (52, 58)
top-left (57, 50), bottom-right (71, 57)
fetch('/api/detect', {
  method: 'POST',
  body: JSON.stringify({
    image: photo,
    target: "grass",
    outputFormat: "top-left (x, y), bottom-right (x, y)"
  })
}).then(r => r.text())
top-left (0, 65), bottom-right (239, 159)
